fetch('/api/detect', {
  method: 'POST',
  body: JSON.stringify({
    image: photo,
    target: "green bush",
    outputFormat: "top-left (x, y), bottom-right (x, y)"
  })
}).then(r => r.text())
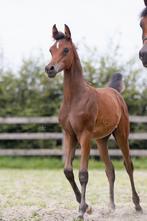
top-left (0, 45), bottom-right (146, 149)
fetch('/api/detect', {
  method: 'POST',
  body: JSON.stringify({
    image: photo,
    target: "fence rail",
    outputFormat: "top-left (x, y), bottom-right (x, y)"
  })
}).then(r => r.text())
top-left (0, 116), bottom-right (146, 124)
top-left (0, 133), bottom-right (63, 140)
top-left (0, 117), bottom-right (58, 124)
top-left (0, 132), bottom-right (146, 140)
top-left (0, 148), bottom-right (146, 157)
top-left (0, 116), bottom-right (146, 157)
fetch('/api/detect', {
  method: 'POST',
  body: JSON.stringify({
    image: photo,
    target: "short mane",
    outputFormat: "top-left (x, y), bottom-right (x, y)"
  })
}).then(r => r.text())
top-left (140, 7), bottom-right (147, 17)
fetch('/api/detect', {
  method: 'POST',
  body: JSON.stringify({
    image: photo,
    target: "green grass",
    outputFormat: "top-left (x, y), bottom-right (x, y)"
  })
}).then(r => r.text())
top-left (0, 156), bottom-right (146, 169)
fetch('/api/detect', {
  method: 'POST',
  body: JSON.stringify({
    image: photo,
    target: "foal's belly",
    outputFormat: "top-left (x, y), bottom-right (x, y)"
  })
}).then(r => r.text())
top-left (92, 89), bottom-right (122, 139)
top-left (92, 112), bottom-right (121, 139)
top-left (92, 123), bottom-right (117, 139)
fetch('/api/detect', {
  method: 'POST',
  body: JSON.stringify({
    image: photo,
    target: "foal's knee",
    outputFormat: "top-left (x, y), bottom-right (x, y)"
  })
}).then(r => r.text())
top-left (64, 168), bottom-right (74, 181)
top-left (79, 171), bottom-right (88, 185)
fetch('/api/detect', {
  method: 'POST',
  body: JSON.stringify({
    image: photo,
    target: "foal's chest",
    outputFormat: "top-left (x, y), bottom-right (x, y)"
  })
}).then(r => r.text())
top-left (59, 105), bottom-right (95, 135)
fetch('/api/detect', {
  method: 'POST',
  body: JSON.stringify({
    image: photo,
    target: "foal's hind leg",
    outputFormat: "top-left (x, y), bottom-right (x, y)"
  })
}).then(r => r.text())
top-left (113, 124), bottom-right (142, 212)
top-left (96, 136), bottom-right (115, 210)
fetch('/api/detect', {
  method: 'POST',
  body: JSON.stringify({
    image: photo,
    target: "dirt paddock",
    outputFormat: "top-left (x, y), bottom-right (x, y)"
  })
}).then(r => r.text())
top-left (0, 169), bottom-right (146, 221)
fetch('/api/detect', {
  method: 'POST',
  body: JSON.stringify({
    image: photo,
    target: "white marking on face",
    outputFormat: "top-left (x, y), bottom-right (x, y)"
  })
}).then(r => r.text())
top-left (56, 42), bottom-right (60, 49)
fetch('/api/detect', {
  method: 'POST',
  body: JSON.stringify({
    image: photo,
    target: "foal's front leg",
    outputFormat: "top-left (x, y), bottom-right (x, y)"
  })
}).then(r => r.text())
top-left (78, 132), bottom-right (91, 219)
top-left (63, 132), bottom-right (82, 203)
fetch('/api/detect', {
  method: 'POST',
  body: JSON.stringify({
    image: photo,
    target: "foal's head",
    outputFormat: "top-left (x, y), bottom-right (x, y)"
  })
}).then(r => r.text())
top-left (139, 0), bottom-right (147, 67)
top-left (45, 24), bottom-right (75, 78)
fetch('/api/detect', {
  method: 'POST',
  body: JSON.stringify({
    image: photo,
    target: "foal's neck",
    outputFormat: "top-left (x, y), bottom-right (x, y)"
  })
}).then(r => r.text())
top-left (63, 49), bottom-right (85, 104)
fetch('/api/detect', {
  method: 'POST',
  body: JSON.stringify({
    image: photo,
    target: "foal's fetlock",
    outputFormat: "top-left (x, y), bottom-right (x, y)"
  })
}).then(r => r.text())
top-left (78, 204), bottom-right (86, 220)
top-left (132, 192), bottom-right (140, 205)
top-left (109, 202), bottom-right (115, 211)
top-left (79, 203), bottom-right (92, 215)
top-left (135, 204), bottom-right (143, 212)
top-left (133, 194), bottom-right (142, 212)
top-left (79, 203), bottom-right (87, 213)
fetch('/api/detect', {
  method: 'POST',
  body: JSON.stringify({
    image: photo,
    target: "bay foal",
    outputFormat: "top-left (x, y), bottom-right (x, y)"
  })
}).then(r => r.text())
top-left (45, 25), bottom-right (142, 219)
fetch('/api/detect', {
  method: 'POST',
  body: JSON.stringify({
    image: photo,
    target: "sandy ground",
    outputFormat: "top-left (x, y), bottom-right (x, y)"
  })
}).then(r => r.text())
top-left (0, 169), bottom-right (146, 221)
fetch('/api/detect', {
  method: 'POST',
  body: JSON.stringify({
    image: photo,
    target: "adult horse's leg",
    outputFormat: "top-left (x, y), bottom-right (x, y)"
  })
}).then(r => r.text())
top-left (113, 119), bottom-right (142, 212)
top-left (78, 131), bottom-right (91, 219)
top-left (63, 132), bottom-right (81, 203)
top-left (96, 136), bottom-right (115, 210)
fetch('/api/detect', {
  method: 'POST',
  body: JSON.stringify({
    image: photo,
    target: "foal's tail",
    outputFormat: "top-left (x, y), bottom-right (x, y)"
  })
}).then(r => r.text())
top-left (108, 73), bottom-right (125, 93)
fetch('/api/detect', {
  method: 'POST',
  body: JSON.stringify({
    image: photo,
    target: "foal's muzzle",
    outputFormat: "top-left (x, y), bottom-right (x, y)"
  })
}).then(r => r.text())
top-left (45, 65), bottom-right (57, 78)
top-left (139, 45), bottom-right (147, 67)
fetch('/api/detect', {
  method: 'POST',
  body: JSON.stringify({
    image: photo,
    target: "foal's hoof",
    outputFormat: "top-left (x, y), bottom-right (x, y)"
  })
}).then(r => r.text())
top-left (86, 205), bottom-right (92, 214)
top-left (135, 205), bottom-right (143, 213)
top-left (77, 214), bottom-right (84, 221)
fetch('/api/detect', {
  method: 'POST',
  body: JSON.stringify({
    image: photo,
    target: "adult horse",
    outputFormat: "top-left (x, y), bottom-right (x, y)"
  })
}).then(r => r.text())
top-left (45, 25), bottom-right (142, 219)
top-left (139, 0), bottom-right (147, 66)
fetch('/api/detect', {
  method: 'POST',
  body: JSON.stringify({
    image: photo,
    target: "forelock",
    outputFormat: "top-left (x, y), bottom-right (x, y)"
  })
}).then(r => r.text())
top-left (54, 32), bottom-right (65, 40)
top-left (140, 7), bottom-right (147, 18)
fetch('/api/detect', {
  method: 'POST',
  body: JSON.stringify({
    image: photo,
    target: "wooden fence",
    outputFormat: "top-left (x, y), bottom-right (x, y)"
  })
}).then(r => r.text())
top-left (0, 116), bottom-right (146, 157)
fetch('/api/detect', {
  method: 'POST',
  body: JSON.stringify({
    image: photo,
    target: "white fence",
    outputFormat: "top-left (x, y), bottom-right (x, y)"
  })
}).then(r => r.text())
top-left (0, 116), bottom-right (146, 157)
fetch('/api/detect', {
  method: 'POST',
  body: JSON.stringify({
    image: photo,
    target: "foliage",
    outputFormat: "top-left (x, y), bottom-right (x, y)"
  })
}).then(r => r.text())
top-left (0, 58), bottom-right (63, 149)
top-left (0, 45), bottom-right (146, 149)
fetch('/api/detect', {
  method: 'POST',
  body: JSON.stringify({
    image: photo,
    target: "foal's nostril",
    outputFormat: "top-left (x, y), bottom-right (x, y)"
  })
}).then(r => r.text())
top-left (50, 65), bottom-right (55, 71)
top-left (45, 65), bottom-right (55, 73)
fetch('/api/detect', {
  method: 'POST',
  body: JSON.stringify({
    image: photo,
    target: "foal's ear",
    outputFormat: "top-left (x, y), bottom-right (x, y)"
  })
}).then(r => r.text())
top-left (64, 24), bottom-right (71, 40)
top-left (144, 0), bottom-right (147, 6)
top-left (52, 24), bottom-right (59, 39)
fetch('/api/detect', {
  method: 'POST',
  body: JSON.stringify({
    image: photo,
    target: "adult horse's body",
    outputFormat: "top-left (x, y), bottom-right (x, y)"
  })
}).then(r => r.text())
top-left (139, 0), bottom-right (147, 66)
top-left (45, 25), bottom-right (142, 219)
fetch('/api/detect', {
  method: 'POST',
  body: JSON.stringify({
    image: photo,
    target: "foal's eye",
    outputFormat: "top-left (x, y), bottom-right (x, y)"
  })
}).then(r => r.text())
top-left (63, 48), bottom-right (69, 54)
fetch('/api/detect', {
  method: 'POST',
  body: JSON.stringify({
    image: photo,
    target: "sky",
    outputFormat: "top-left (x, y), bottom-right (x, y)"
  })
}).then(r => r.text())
top-left (0, 0), bottom-right (145, 70)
